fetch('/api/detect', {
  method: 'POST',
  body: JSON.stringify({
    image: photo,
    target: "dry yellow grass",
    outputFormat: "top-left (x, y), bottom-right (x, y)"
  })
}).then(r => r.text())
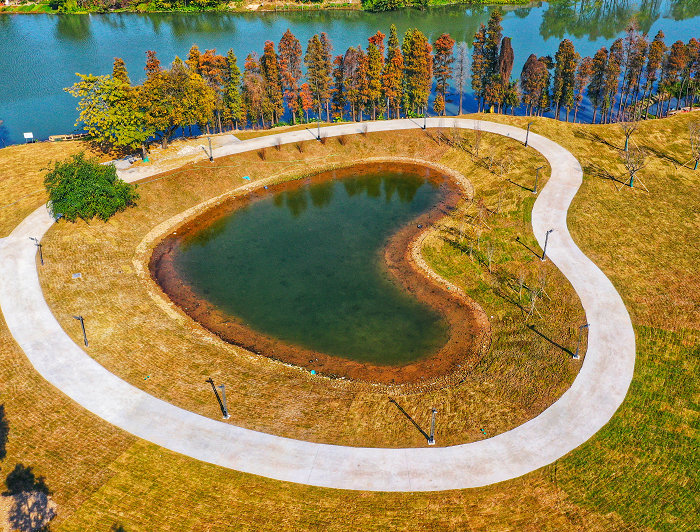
top-left (36, 128), bottom-right (584, 449)
top-left (0, 141), bottom-right (103, 237)
top-left (0, 114), bottom-right (697, 530)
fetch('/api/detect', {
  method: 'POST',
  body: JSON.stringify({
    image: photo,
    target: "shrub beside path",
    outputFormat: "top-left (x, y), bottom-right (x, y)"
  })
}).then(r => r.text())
top-left (0, 119), bottom-right (635, 491)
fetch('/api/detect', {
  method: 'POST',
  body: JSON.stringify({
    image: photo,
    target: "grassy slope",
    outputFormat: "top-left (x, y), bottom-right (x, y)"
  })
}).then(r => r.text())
top-left (36, 129), bottom-right (584, 449)
top-left (0, 114), bottom-right (697, 530)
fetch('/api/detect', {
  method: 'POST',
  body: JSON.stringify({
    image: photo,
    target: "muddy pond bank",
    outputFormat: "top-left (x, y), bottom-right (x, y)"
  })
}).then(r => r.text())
top-left (150, 162), bottom-right (490, 385)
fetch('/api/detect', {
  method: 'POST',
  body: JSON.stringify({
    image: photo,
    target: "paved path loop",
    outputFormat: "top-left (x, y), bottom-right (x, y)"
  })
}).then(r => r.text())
top-left (0, 119), bottom-right (635, 491)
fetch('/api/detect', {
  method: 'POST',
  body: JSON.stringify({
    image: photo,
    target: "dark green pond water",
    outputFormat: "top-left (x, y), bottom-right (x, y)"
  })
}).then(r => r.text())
top-left (173, 166), bottom-right (450, 365)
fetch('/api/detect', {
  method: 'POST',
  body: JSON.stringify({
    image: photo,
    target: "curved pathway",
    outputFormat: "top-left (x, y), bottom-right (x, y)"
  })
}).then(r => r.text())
top-left (0, 119), bottom-right (635, 491)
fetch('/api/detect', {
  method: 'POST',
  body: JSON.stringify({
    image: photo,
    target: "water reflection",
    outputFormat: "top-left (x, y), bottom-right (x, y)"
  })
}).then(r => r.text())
top-left (539, 0), bottom-right (695, 40)
top-left (55, 15), bottom-right (92, 41)
top-left (309, 180), bottom-right (334, 208)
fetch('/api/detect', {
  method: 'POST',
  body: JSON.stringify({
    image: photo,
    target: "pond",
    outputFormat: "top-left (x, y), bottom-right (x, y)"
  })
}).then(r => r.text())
top-left (1, 0), bottom-right (699, 146)
top-left (151, 163), bottom-right (485, 382)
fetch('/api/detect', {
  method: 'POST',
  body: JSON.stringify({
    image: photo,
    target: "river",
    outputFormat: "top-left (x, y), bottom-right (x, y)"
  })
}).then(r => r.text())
top-left (1, 1), bottom-right (698, 146)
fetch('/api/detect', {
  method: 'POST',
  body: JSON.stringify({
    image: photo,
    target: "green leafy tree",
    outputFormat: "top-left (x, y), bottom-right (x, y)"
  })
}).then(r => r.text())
top-left (141, 52), bottom-right (215, 146)
top-left (471, 24), bottom-right (487, 112)
top-left (402, 28), bottom-right (432, 115)
top-left (366, 37), bottom-right (384, 119)
top-left (65, 71), bottom-right (152, 155)
top-left (112, 57), bottom-right (130, 85)
top-left (222, 49), bottom-right (244, 129)
top-left (551, 39), bottom-right (579, 121)
top-left (304, 34), bottom-right (333, 122)
top-left (44, 152), bottom-right (139, 222)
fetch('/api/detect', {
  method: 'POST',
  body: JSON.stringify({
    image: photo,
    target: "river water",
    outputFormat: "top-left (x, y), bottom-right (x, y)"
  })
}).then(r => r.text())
top-left (1, 1), bottom-right (698, 146)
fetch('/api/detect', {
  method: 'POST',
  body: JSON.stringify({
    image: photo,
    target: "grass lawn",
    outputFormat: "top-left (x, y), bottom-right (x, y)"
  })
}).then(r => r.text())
top-left (0, 113), bottom-right (697, 530)
top-left (37, 127), bottom-right (586, 449)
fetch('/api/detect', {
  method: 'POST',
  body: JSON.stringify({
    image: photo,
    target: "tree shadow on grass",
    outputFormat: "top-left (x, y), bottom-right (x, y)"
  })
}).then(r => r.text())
top-left (574, 129), bottom-right (620, 151)
top-left (4, 464), bottom-right (55, 532)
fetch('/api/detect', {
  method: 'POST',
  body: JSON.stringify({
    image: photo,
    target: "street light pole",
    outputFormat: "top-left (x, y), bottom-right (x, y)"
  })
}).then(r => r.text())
top-left (525, 121), bottom-right (534, 147)
top-left (29, 237), bottom-right (43, 265)
top-left (533, 165), bottom-right (544, 194)
top-left (541, 229), bottom-right (554, 261)
top-left (205, 377), bottom-right (229, 419)
top-left (218, 384), bottom-right (230, 419)
top-left (72, 315), bottom-right (88, 346)
top-left (427, 408), bottom-right (437, 445)
top-left (574, 323), bottom-right (590, 359)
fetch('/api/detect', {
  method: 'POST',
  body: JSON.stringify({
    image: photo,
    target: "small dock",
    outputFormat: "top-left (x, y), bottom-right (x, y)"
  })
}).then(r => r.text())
top-left (48, 133), bottom-right (89, 142)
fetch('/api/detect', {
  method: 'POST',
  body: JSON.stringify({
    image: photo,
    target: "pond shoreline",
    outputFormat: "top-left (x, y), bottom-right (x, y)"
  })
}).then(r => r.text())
top-left (149, 161), bottom-right (490, 385)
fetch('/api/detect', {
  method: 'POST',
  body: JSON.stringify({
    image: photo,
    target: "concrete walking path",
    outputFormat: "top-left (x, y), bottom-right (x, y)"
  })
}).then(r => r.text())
top-left (0, 119), bottom-right (635, 491)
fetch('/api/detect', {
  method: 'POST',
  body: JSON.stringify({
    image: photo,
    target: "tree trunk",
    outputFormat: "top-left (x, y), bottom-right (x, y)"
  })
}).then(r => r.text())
top-left (592, 107), bottom-right (598, 124)
top-left (459, 91), bottom-right (463, 115)
top-left (565, 107), bottom-right (571, 122)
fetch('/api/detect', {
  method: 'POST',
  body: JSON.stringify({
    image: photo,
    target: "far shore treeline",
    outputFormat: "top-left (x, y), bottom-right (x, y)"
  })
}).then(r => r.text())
top-left (65, 10), bottom-right (700, 155)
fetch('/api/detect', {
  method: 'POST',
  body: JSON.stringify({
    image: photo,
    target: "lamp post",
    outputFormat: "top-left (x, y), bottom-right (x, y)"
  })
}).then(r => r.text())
top-left (427, 408), bottom-right (437, 445)
top-left (525, 121), bottom-right (534, 147)
top-left (29, 237), bottom-right (43, 265)
top-left (541, 229), bottom-right (554, 261)
top-left (72, 315), bottom-right (88, 346)
top-left (533, 165), bottom-right (544, 194)
top-left (205, 377), bottom-right (229, 419)
top-left (218, 384), bottom-right (230, 419)
top-left (574, 323), bottom-right (589, 359)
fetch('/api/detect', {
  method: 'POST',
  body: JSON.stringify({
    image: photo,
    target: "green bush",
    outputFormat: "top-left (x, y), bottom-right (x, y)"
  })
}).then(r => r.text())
top-left (44, 152), bottom-right (139, 222)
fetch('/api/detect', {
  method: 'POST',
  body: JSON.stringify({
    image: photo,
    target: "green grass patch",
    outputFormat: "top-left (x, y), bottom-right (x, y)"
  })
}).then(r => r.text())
top-left (555, 327), bottom-right (699, 531)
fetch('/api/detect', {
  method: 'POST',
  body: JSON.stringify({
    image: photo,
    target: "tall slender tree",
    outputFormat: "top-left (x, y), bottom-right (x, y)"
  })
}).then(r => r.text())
top-left (495, 36), bottom-right (514, 113)
top-left (186, 45), bottom-right (202, 74)
top-left (200, 49), bottom-right (228, 132)
top-left (402, 29), bottom-right (432, 115)
top-left (454, 42), bottom-right (469, 115)
top-left (242, 52), bottom-right (267, 127)
top-left (223, 49), bottom-right (244, 130)
top-left (261, 41), bottom-right (284, 125)
top-left (551, 39), bottom-right (579, 121)
top-left (278, 29), bottom-right (303, 125)
top-left (433, 33), bottom-right (455, 116)
top-left (573, 56), bottom-right (593, 123)
top-left (304, 34), bottom-right (333, 122)
top-left (643, 30), bottom-right (666, 118)
top-left (366, 37), bottom-right (384, 119)
top-left (520, 54), bottom-right (548, 116)
top-left (382, 25), bottom-right (404, 119)
top-left (471, 24), bottom-right (487, 112)
top-left (344, 46), bottom-right (369, 121)
top-left (588, 47), bottom-right (608, 124)
top-left (331, 55), bottom-right (347, 120)
top-left (602, 39), bottom-right (623, 122)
